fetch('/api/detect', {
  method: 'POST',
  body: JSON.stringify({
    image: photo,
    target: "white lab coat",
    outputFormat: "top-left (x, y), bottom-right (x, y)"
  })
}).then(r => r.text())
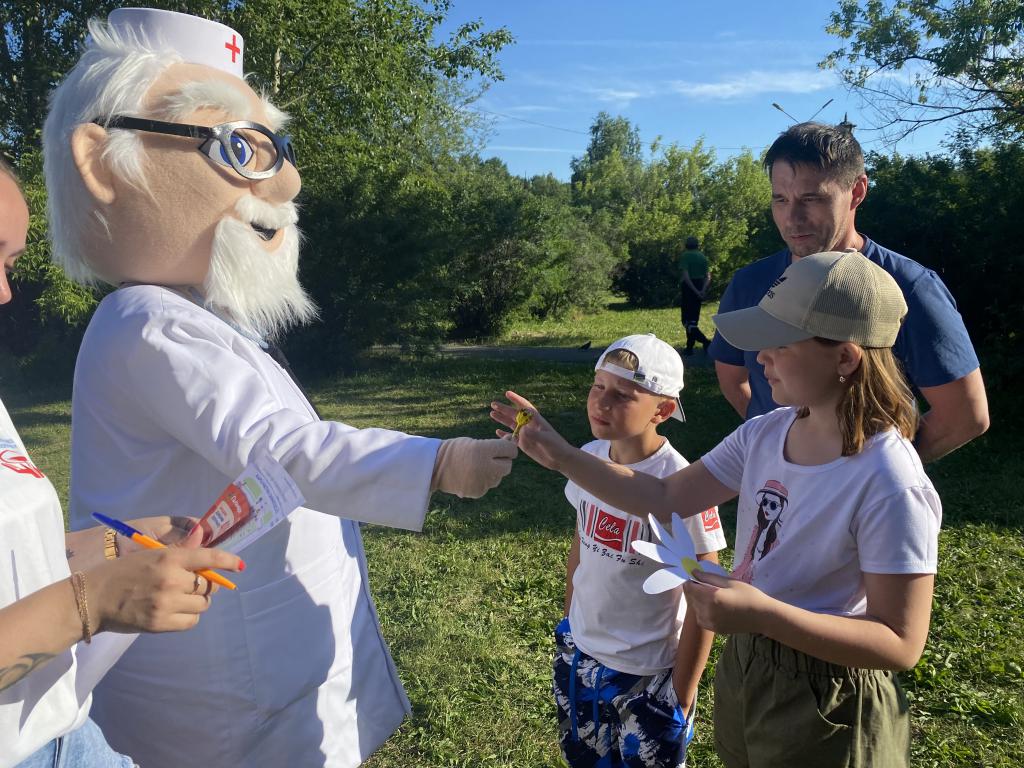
top-left (68, 285), bottom-right (440, 767)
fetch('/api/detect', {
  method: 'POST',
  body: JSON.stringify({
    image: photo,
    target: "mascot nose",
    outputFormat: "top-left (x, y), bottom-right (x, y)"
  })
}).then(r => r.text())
top-left (255, 158), bottom-right (301, 204)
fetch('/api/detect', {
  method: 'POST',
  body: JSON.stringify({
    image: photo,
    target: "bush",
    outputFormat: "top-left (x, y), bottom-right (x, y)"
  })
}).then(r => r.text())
top-left (860, 146), bottom-right (1024, 387)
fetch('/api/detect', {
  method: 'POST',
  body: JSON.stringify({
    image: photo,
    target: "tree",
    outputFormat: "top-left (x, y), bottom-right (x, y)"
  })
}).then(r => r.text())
top-left (1, 0), bottom-right (515, 368)
top-left (612, 141), bottom-right (772, 308)
top-left (570, 112), bottom-right (643, 207)
top-left (857, 146), bottom-right (1023, 382)
top-left (823, 0), bottom-right (1024, 142)
top-left (571, 112), bottom-right (643, 179)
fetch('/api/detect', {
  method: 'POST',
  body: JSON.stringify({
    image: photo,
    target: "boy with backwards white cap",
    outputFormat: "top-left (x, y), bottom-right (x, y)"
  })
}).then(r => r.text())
top-left (554, 334), bottom-right (726, 768)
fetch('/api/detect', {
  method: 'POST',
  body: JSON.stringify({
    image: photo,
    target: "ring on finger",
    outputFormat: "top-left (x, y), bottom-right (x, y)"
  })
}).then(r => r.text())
top-left (190, 573), bottom-right (201, 595)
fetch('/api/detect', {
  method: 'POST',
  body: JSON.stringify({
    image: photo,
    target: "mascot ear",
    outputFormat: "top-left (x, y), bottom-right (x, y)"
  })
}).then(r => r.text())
top-left (71, 123), bottom-right (117, 205)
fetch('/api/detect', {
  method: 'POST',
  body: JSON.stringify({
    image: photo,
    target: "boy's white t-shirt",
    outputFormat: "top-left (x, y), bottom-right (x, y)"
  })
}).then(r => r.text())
top-left (0, 397), bottom-right (133, 767)
top-left (702, 407), bottom-right (941, 617)
top-left (565, 438), bottom-right (727, 676)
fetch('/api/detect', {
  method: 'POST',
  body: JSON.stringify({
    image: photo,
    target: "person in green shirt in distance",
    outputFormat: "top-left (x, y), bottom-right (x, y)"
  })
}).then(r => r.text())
top-left (679, 236), bottom-right (711, 356)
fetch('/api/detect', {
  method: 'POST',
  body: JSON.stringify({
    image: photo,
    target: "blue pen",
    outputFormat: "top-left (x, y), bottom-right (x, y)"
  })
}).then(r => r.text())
top-left (91, 512), bottom-right (238, 589)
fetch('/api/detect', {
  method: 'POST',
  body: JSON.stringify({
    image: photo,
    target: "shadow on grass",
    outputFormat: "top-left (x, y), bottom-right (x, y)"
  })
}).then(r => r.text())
top-left (4, 408), bottom-right (72, 430)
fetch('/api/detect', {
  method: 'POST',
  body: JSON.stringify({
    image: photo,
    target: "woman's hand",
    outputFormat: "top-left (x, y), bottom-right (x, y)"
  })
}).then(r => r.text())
top-left (681, 571), bottom-right (773, 635)
top-left (87, 546), bottom-right (244, 634)
top-left (490, 391), bottom-right (573, 472)
top-left (122, 515), bottom-right (198, 549)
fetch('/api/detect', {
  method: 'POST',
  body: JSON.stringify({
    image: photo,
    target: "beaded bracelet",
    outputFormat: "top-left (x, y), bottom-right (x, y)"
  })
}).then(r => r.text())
top-left (69, 571), bottom-right (92, 644)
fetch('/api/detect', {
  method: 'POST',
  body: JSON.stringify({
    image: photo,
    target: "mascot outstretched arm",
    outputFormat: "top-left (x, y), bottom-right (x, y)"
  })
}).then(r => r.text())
top-left (43, 9), bottom-right (515, 767)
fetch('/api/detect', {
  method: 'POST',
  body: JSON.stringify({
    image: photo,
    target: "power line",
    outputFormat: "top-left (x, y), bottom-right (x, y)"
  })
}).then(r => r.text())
top-left (469, 107), bottom-right (590, 135)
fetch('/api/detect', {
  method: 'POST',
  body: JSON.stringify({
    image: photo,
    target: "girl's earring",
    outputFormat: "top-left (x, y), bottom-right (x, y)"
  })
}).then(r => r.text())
top-left (839, 375), bottom-right (847, 384)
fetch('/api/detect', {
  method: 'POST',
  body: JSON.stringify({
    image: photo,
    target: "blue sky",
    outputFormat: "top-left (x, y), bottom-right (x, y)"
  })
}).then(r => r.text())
top-left (437, 1), bottom-right (949, 180)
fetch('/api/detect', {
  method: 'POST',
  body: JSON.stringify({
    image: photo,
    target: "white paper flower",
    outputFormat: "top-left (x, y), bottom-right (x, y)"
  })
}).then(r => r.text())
top-left (631, 513), bottom-right (729, 594)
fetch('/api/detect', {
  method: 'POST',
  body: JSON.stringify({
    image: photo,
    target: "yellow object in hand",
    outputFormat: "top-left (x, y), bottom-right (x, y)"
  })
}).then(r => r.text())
top-left (511, 410), bottom-right (533, 439)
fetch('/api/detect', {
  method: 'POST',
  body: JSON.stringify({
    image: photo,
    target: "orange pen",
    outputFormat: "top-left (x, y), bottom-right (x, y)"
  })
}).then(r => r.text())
top-left (92, 512), bottom-right (238, 590)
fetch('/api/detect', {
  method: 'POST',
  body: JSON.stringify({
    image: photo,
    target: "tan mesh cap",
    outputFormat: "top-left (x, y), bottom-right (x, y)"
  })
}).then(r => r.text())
top-left (713, 250), bottom-right (908, 351)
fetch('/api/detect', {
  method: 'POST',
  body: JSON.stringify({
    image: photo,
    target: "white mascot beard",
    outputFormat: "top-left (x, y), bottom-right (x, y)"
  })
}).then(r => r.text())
top-left (204, 195), bottom-right (318, 339)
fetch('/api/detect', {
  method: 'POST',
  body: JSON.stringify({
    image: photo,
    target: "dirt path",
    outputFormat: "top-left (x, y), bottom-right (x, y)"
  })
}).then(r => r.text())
top-left (439, 344), bottom-right (713, 366)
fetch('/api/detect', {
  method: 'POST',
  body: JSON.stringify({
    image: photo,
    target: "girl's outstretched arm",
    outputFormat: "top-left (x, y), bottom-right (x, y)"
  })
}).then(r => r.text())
top-left (491, 391), bottom-right (735, 522)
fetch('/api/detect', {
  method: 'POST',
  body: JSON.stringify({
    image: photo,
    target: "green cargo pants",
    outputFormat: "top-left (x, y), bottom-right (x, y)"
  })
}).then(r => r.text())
top-left (713, 633), bottom-right (910, 768)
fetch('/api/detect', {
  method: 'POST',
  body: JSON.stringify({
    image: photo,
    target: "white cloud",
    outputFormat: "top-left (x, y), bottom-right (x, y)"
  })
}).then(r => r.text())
top-left (669, 69), bottom-right (838, 100)
top-left (588, 87), bottom-right (647, 106)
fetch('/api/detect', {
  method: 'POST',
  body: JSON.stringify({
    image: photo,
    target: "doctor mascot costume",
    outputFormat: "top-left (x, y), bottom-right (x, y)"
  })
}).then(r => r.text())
top-left (42, 9), bottom-right (517, 767)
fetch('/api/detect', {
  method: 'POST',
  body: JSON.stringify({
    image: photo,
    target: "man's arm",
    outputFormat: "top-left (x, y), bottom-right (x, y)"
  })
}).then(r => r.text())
top-left (714, 361), bottom-right (751, 420)
top-left (564, 526), bottom-right (581, 617)
top-left (672, 551), bottom-right (719, 719)
top-left (700, 275), bottom-right (712, 298)
top-left (681, 272), bottom-right (699, 295)
top-left (915, 368), bottom-right (989, 462)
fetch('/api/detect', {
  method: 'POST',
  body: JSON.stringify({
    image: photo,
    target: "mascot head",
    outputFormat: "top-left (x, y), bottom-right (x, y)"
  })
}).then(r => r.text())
top-left (43, 8), bottom-right (315, 337)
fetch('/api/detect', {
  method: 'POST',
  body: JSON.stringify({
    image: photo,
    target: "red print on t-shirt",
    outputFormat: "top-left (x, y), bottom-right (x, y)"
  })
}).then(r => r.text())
top-left (701, 509), bottom-right (721, 532)
top-left (593, 509), bottom-right (628, 551)
top-left (0, 448), bottom-right (45, 479)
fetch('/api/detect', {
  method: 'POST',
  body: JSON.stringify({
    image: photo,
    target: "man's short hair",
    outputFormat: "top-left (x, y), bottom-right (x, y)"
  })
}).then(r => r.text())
top-left (684, 236), bottom-right (699, 250)
top-left (763, 122), bottom-right (865, 187)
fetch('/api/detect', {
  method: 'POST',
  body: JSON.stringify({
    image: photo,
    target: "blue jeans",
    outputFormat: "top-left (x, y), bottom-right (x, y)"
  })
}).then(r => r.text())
top-left (16, 718), bottom-right (135, 768)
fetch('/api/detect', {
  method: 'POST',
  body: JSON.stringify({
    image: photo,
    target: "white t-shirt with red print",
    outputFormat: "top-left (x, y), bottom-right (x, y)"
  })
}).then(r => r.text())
top-left (0, 398), bottom-right (135, 767)
top-left (702, 407), bottom-right (941, 617)
top-left (565, 438), bottom-right (727, 676)
top-left (0, 398), bottom-right (89, 764)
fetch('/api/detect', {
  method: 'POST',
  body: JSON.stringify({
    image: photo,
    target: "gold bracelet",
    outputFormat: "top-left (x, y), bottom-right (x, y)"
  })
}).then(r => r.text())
top-left (69, 571), bottom-right (92, 644)
top-left (103, 527), bottom-right (120, 560)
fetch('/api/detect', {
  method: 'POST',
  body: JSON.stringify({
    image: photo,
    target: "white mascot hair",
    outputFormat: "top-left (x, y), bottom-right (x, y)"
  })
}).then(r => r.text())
top-left (42, 19), bottom-right (181, 285)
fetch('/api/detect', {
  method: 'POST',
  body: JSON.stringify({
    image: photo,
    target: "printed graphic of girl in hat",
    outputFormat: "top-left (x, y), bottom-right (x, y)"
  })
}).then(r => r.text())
top-left (732, 479), bottom-right (788, 583)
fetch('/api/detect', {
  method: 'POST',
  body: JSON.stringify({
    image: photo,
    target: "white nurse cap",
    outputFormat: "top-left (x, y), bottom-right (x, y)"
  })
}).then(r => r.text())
top-left (108, 7), bottom-right (245, 79)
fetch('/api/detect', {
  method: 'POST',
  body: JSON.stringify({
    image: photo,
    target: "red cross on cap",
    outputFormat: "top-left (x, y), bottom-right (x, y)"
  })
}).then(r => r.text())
top-left (225, 33), bottom-right (241, 63)
top-left (106, 8), bottom-right (245, 79)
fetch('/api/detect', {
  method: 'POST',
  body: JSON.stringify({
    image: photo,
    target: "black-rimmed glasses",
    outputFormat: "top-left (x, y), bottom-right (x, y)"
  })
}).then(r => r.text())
top-left (97, 116), bottom-right (297, 180)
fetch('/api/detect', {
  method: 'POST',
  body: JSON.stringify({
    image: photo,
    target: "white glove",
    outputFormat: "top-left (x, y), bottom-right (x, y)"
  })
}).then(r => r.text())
top-left (430, 437), bottom-right (517, 498)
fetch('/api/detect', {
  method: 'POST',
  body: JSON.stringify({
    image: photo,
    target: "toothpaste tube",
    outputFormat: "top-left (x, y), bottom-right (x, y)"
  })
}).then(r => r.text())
top-left (195, 455), bottom-right (304, 551)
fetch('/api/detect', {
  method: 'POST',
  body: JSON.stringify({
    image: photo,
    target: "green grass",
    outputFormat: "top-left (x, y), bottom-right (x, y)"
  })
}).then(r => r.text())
top-left (7, 301), bottom-right (1022, 767)
top-left (496, 296), bottom-right (720, 350)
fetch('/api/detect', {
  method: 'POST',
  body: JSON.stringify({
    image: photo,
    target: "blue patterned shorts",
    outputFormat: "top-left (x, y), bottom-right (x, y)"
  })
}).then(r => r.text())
top-left (553, 617), bottom-right (695, 768)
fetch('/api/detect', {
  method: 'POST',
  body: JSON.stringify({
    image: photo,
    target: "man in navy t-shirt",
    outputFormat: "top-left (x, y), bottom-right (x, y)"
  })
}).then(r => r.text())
top-left (709, 122), bottom-right (989, 462)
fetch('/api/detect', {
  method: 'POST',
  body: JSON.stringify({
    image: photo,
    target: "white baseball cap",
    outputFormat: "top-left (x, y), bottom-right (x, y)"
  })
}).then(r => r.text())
top-left (713, 250), bottom-right (907, 351)
top-left (107, 8), bottom-right (245, 79)
top-left (595, 334), bottom-right (686, 422)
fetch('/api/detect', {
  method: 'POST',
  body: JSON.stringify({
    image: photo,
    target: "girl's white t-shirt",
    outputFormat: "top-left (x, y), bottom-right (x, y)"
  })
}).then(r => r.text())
top-left (0, 397), bottom-right (133, 767)
top-left (565, 438), bottom-right (727, 675)
top-left (702, 407), bottom-right (941, 617)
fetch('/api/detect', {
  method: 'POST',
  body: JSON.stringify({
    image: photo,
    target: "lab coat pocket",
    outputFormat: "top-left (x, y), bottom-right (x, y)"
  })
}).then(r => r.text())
top-left (239, 545), bottom-right (349, 715)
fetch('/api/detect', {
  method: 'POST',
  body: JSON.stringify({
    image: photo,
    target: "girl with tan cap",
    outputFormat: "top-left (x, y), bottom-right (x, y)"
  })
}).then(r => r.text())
top-left (495, 250), bottom-right (938, 767)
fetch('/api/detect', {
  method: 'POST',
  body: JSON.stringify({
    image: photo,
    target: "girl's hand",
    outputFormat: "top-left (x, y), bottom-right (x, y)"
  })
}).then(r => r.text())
top-left (490, 391), bottom-right (573, 472)
top-left (681, 571), bottom-right (772, 635)
top-left (87, 546), bottom-right (244, 634)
